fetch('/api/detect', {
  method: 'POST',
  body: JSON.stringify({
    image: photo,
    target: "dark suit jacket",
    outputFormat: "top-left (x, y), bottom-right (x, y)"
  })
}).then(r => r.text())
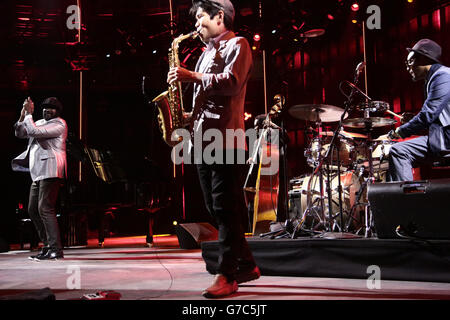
top-left (191, 31), bottom-right (252, 151)
top-left (398, 64), bottom-right (450, 154)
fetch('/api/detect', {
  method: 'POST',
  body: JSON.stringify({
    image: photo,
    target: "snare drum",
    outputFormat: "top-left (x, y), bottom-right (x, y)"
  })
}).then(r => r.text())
top-left (357, 101), bottom-right (390, 113)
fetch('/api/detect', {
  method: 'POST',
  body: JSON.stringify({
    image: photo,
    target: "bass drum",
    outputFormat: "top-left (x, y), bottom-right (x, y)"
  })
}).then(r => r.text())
top-left (300, 171), bottom-right (365, 231)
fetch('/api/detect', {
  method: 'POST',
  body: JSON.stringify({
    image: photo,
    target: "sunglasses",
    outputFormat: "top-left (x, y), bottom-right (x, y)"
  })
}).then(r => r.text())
top-left (405, 58), bottom-right (416, 67)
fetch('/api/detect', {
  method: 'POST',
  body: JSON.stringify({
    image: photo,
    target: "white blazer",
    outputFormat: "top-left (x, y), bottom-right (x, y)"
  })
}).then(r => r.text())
top-left (12, 114), bottom-right (67, 182)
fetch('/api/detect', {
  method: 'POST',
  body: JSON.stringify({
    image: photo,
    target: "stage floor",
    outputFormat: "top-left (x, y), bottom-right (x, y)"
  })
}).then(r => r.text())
top-left (1, 235), bottom-right (450, 301)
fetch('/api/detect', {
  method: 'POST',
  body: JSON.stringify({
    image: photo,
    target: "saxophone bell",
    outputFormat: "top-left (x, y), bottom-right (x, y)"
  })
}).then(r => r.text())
top-left (151, 30), bottom-right (199, 147)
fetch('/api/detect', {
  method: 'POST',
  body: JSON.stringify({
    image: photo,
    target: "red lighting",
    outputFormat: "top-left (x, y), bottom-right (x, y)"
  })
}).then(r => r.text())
top-left (351, 3), bottom-right (359, 11)
top-left (253, 34), bottom-right (261, 42)
top-left (327, 14), bottom-right (335, 20)
top-left (18, 17), bottom-right (30, 21)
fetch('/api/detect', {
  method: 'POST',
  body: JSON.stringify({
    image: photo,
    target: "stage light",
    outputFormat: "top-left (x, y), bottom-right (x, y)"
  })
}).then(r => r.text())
top-left (352, 19), bottom-right (358, 24)
top-left (351, 3), bottom-right (359, 11)
top-left (253, 33), bottom-right (261, 42)
top-left (244, 112), bottom-right (252, 121)
top-left (173, 221), bottom-right (178, 226)
top-left (272, 29), bottom-right (277, 34)
top-left (106, 53), bottom-right (111, 58)
top-left (327, 14), bottom-right (335, 20)
top-left (152, 50), bottom-right (157, 54)
top-left (252, 45), bottom-right (257, 51)
top-left (407, 0), bottom-right (414, 3)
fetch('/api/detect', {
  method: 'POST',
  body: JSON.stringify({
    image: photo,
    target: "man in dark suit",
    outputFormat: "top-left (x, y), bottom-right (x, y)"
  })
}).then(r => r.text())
top-left (12, 97), bottom-right (67, 260)
top-left (386, 39), bottom-right (450, 181)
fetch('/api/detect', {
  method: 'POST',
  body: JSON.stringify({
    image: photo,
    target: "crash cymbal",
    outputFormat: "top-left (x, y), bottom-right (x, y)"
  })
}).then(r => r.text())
top-left (342, 117), bottom-right (396, 129)
top-left (288, 104), bottom-right (347, 122)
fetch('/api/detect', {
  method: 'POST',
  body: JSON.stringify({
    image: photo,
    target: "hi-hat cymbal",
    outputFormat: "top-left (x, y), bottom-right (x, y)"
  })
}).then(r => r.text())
top-left (342, 117), bottom-right (397, 129)
top-left (288, 104), bottom-right (347, 122)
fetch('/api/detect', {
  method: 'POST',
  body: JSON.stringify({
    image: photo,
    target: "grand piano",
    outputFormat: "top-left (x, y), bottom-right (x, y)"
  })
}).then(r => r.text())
top-left (61, 132), bottom-right (174, 247)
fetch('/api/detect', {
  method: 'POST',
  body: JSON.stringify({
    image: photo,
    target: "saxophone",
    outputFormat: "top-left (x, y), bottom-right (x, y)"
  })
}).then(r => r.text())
top-left (152, 31), bottom-right (199, 146)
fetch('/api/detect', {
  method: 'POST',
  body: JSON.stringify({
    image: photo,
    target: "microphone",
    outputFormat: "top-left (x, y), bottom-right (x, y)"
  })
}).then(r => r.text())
top-left (355, 62), bottom-right (366, 79)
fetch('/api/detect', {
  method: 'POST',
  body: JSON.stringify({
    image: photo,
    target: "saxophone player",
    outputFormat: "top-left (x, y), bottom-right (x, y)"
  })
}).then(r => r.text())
top-left (167, 0), bottom-right (260, 298)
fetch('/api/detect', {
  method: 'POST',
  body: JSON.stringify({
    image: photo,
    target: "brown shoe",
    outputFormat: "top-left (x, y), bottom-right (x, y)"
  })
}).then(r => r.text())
top-left (202, 274), bottom-right (238, 298)
top-left (236, 266), bottom-right (261, 284)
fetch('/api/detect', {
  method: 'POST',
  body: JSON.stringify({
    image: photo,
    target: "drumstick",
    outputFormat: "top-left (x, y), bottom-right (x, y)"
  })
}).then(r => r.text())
top-left (386, 109), bottom-right (403, 119)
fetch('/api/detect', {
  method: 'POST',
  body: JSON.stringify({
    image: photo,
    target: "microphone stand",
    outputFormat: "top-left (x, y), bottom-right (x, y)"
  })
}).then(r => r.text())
top-left (319, 67), bottom-right (362, 237)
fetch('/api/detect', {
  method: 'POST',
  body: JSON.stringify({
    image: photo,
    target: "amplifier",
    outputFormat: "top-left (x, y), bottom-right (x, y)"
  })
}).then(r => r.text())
top-left (368, 179), bottom-right (450, 239)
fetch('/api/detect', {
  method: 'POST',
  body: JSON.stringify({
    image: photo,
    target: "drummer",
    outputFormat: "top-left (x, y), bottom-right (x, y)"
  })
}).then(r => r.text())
top-left (380, 39), bottom-right (450, 181)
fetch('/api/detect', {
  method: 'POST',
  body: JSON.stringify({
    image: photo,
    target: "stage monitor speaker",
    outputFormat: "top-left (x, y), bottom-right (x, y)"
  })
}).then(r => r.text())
top-left (175, 223), bottom-right (218, 249)
top-left (0, 237), bottom-right (9, 253)
top-left (368, 178), bottom-right (450, 239)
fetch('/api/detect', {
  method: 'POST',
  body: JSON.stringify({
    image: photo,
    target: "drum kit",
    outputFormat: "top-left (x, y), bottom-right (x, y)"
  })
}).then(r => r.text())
top-left (287, 101), bottom-right (398, 238)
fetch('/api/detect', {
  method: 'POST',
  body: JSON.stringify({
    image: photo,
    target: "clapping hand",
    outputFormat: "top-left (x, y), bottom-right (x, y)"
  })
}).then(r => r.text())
top-left (22, 97), bottom-right (34, 115)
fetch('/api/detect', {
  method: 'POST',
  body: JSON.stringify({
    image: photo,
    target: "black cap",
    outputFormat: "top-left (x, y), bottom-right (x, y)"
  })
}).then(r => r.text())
top-left (192, 0), bottom-right (235, 23)
top-left (41, 97), bottom-right (63, 112)
top-left (407, 39), bottom-right (442, 64)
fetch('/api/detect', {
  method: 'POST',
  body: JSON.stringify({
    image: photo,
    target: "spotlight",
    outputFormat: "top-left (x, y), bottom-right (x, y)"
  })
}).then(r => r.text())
top-left (407, 0), bottom-right (414, 3)
top-left (253, 33), bottom-right (261, 42)
top-left (327, 14), bottom-right (335, 20)
top-left (352, 19), bottom-right (358, 24)
top-left (351, 3), bottom-right (359, 11)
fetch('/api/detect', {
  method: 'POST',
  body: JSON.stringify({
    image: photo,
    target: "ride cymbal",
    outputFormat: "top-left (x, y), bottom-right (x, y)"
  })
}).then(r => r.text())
top-left (288, 104), bottom-right (347, 122)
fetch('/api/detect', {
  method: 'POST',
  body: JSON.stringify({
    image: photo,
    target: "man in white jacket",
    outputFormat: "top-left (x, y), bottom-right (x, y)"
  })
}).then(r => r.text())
top-left (12, 97), bottom-right (67, 260)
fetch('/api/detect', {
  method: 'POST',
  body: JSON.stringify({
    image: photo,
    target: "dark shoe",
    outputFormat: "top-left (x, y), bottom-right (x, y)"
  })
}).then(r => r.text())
top-left (28, 246), bottom-right (50, 261)
top-left (35, 249), bottom-right (64, 261)
top-left (236, 266), bottom-right (261, 284)
top-left (202, 274), bottom-right (238, 298)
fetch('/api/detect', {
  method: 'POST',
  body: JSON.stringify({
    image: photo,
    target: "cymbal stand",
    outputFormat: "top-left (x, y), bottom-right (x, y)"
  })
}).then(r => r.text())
top-left (361, 119), bottom-right (376, 237)
top-left (321, 103), bottom-right (350, 233)
top-left (290, 117), bottom-right (328, 238)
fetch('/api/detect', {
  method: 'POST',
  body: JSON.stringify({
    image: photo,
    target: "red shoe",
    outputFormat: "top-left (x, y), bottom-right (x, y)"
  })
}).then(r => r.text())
top-left (236, 266), bottom-right (261, 284)
top-left (202, 274), bottom-right (238, 298)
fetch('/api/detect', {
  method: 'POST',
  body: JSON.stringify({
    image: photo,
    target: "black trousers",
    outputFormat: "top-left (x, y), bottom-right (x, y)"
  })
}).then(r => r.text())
top-left (197, 163), bottom-right (256, 281)
top-left (28, 178), bottom-right (63, 251)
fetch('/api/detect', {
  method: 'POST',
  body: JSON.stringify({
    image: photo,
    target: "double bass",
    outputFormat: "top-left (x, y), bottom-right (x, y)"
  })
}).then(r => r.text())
top-left (243, 96), bottom-right (284, 235)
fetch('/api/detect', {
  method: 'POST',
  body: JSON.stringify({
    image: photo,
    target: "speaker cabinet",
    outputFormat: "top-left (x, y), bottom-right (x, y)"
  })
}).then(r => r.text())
top-left (0, 237), bottom-right (9, 253)
top-left (175, 223), bottom-right (218, 249)
top-left (368, 179), bottom-right (450, 239)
